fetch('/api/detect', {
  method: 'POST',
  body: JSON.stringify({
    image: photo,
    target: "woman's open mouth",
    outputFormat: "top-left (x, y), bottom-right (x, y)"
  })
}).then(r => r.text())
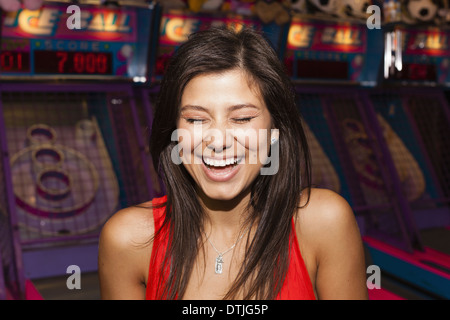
top-left (201, 156), bottom-right (243, 181)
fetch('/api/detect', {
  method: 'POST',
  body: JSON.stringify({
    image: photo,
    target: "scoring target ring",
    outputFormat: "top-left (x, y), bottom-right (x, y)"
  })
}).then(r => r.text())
top-left (10, 144), bottom-right (100, 219)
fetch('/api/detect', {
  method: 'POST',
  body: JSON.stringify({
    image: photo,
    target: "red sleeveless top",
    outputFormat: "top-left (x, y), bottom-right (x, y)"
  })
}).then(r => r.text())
top-left (146, 196), bottom-right (316, 300)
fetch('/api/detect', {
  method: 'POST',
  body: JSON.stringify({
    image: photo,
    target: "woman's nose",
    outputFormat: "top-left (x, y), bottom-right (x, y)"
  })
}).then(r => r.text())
top-left (204, 127), bottom-right (233, 153)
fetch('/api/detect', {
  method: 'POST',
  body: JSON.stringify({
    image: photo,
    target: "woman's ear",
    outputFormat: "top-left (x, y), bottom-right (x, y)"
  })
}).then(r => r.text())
top-left (270, 129), bottom-right (279, 145)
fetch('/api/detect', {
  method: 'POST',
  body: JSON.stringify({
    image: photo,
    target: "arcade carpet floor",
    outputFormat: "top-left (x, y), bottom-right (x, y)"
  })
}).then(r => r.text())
top-left (420, 227), bottom-right (450, 255)
top-left (32, 272), bottom-right (101, 300)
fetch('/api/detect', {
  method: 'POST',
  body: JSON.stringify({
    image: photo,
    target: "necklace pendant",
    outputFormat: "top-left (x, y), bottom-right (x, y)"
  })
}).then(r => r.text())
top-left (215, 254), bottom-right (224, 274)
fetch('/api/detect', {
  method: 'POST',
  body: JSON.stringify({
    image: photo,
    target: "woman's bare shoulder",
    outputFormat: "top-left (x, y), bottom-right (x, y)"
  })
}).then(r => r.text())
top-left (296, 187), bottom-right (362, 254)
top-left (295, 188), bottom-right (368, 299)
top-left (294, 188), bottom-right (358, 270)
top-left (100, 201), bottom-right (155, 250)
top-left (98, 201), bottom-right (156, 299)
top-left (296, 187), bottom-right (355, 232)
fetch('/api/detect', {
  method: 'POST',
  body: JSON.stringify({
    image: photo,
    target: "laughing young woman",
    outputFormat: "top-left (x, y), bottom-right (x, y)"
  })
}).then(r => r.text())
top-left (98, 27), bottom-right (368, 300)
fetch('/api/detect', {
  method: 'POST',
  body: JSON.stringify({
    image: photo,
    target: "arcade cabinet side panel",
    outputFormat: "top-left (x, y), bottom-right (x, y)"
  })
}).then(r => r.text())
top-left (0, 89), bottom-right (26, 298)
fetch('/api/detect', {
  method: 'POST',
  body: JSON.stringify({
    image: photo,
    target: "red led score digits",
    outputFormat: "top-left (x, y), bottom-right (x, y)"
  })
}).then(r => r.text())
top-left (34, 50), bottom-right (112, 75)
top-left (0, 50), bottom-right (112, 75)
top-left (55, 51), bottom-right (110, 74)
top-left (0, 51), bottom-right (31, 73)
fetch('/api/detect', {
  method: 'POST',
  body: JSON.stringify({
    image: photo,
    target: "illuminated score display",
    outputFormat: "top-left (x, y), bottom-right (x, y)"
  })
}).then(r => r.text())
top-left (34, 51), bottom-right (112, 75)
top-left (0, 50), bottom-right (113, 75)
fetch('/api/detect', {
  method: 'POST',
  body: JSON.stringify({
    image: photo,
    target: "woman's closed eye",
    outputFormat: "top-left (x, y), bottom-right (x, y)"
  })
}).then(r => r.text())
top-left (184, 118), bottom-right (207, 124)
top-left (232, 116), bottom-right (256, 124)
top-left (183, 116), bottom-right (256, 124)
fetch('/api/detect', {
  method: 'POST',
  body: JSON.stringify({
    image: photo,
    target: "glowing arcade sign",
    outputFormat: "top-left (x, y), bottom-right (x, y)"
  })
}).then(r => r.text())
top-left (285, 20), bottom-right (368, 82)
top-left (2, 6), bottom-right (135, 41)
top-left (287, 21), bottom-right (366, 53)
top-left (0, 3), bottom-right (153, 78)
top-left (159, 13), bottom-right (260, 46)
top-left (402, 28), bottom-right (449, 56)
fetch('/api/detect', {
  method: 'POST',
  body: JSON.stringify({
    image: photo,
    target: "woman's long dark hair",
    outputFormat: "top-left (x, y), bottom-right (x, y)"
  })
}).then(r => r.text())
top-left (149, 26), bottom-right (311, 299)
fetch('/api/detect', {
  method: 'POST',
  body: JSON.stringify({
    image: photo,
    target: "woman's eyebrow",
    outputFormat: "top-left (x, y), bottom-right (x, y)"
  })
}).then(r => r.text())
top-left (228, 104), bottom-right (260, 112)
top-left (180, 105), bottom-right (209, 113)
top-left (180, 104), bottom-right (260, 113)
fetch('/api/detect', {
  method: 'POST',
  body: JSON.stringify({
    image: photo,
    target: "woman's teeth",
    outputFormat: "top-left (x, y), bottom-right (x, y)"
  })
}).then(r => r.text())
top-left (203, 157), bottom-right (239, 167)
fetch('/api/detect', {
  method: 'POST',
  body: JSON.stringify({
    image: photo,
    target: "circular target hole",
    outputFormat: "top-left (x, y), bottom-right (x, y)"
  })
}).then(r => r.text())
top-left (40, 171), bottom-right (70, 190)
top-left (27, 125), bottom-right (57, 145)
top-left (36, 169), bottom-right (72, 201)
top-left (34, 148), bottom-right (63, 166)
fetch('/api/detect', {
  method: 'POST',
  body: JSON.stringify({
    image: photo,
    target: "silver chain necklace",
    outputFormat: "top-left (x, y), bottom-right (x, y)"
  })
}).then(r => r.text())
top-left (204, 227), bottom-right (250, 274)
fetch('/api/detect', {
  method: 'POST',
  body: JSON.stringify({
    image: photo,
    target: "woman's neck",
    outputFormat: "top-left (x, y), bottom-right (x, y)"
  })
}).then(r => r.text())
top-left (197, 187), bottom-right (253, 246)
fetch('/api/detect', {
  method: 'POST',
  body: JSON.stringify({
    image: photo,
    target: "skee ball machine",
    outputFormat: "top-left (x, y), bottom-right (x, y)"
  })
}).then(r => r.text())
top-left (364, 0), bottom-right (450, 298)
top-left (285, 0), bottom-right (449, 299)
top-left (0, 0), bottom-right (161, 298)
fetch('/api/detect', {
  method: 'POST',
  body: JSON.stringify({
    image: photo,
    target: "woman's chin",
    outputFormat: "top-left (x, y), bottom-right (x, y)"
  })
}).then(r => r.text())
top-left (198, 183), bottom-right (249, 203)
top-left (202, 189), bottom-right (240, 202)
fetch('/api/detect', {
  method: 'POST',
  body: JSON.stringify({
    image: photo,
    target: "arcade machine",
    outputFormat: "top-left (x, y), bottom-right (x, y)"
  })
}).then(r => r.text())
top-left (0, 0), bottom-right (162, 298)
top-left (362, 0), bottom-right (450, 299)
top-left (285, 0), bottom-right (449, 298)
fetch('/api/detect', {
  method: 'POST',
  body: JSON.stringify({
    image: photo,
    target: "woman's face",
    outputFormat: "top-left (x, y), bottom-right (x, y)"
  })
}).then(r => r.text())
top-left (176, 69), bottom-right (275, 201)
